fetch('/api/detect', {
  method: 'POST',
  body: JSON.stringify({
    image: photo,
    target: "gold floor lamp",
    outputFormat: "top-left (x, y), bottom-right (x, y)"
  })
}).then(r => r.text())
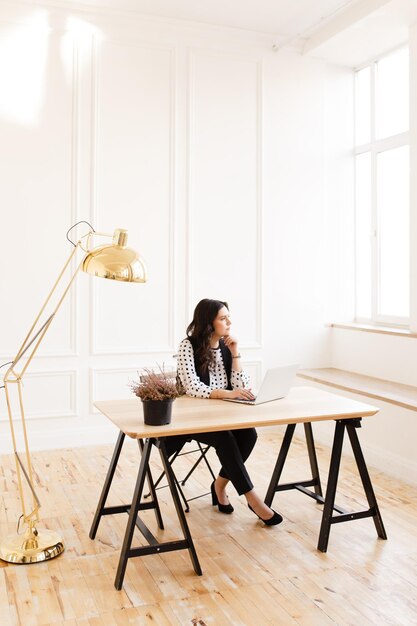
top-left (0, 222), bottom-right (147, 564)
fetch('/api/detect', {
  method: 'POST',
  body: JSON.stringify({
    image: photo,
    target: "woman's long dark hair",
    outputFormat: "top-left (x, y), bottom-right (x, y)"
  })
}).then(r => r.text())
top-left (186, 299), bottom-right (229, 374)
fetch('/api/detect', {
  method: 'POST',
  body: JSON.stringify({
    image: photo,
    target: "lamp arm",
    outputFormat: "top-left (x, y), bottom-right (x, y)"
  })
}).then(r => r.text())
top-left (78, 230), bottom-right (114, 254)
top-left (8, 314), bottom-right (55, 373)
top-left (7, 243), bottom-right (80, 375)
top-left (87, 230), bottom-right (112, 238)
top-left (3, 241), bottom-right (87, 527)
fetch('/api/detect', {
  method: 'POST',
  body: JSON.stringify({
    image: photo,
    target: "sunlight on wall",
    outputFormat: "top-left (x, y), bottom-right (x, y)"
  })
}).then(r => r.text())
top-left (61, 16), bottom-right (102, 83)
top-left (0, 10), bottom-right (50, 126)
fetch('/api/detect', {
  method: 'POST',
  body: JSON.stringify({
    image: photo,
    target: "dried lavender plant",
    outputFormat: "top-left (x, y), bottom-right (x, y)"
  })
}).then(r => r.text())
top-left (130, 366), bottom-right (179, 401)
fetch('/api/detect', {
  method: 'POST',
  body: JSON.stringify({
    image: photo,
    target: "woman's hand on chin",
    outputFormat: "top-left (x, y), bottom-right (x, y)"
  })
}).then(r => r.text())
top-left (223, 334), bottom-right (239, 356)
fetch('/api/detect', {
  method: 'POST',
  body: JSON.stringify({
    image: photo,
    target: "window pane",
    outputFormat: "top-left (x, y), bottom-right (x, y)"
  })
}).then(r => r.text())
top-left (355, 66), bottom-right (371, 145)
top-left (355, 152), bottom-right (372, 319)
top-left (376, 48), bottom-right (409, 139)
top-left (377, 145), bottom-right (409, 318)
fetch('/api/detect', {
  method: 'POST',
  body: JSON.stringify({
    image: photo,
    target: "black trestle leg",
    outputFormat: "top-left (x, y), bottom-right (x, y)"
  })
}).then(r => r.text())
top-left (114, 438), bottom-right (153, 590)
top-left (138, 439), bottom-right (164, 530)
top-left (264, 423), bottom-right (296, 507)
top-left (304, 422), bottom-right (323, 498)
top-left (158, 439), bottom-right (202, 576)
top-left (318, 420), bottom-right (345, 552)
top-left (346, 421), bottom-right (387, 540)
top-left (90, 431), bottom-right (125, 540)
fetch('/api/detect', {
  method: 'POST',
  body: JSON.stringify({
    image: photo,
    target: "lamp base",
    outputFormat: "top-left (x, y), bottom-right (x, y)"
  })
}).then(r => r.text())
top-left (0, 527), bottom-right (64, 564)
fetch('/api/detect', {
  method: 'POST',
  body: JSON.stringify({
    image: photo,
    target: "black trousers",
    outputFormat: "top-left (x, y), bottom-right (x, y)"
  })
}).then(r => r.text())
top-left (162, 428), bottom-right (257, 495)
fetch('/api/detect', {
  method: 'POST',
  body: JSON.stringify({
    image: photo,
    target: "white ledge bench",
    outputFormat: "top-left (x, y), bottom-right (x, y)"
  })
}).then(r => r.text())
top-left (298, 368), bottom-right (417, 412)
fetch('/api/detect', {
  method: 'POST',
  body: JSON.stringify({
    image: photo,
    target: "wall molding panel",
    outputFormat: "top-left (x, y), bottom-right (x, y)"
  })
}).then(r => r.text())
top-left (90, 366), bottom-right (144, 413)
top-left (0, 370), bottom-right (77, 421)
top-left (90, 37), bottom-right (177, 355)
top-left (241, 360), bottom-right (263, 389)
top-left (186, 49), bottom-right (263, 349)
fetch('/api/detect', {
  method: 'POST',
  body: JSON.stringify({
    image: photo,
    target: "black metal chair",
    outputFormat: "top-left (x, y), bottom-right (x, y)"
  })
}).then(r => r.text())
top-left (146, 440), bottom-right (216, 512)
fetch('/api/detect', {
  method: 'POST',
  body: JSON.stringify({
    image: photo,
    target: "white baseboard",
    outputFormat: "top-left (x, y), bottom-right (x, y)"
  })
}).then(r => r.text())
top-left (307, 427), bottom-right (417, 488)
top-left (1, 414), bottom-right (119, 455)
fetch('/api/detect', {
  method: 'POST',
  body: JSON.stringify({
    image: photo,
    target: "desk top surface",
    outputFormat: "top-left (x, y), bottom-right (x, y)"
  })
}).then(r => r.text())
top-left (94, 385), bottom-right (378, 439)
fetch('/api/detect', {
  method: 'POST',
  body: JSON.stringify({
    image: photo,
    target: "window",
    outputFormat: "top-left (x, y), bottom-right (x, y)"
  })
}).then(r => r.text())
top-left (354, 47), bottom-right (409, 325)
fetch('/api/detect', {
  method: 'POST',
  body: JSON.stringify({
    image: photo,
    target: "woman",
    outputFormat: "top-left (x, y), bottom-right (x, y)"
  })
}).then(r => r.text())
top-left (174, 298), bottom-right (282, 526)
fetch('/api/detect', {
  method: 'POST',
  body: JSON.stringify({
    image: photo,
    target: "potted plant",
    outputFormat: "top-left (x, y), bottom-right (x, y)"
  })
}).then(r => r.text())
top-left (130, 366), bottom-right (179, 425)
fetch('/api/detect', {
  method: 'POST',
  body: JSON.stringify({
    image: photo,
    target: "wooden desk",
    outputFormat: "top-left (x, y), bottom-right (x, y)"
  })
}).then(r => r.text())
top-left (91, 386), bottom-right (386, 590)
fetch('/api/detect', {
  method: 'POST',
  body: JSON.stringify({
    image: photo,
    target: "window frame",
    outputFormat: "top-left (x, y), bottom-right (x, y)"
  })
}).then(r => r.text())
top-left (354, 45), bottom-right (410, 327)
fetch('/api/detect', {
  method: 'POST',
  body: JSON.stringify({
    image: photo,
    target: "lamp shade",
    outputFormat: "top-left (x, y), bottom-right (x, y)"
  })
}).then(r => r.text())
top-left (82, 229), bottom-right (147, 283)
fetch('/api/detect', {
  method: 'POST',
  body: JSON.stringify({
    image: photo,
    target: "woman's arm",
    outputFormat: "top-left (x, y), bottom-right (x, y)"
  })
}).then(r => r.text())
top-left (222, 334), bottom-right (252, 391)
top-left (177, 339), bottom-right (212, 399)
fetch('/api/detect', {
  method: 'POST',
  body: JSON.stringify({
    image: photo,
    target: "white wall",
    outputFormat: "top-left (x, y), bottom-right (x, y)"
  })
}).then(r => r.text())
top-left (262, 54), bottom-right (341, 370)
top-left (0, 2), bottom-right (346, 453)
top-left (323, 20), bottom-right (417, 486)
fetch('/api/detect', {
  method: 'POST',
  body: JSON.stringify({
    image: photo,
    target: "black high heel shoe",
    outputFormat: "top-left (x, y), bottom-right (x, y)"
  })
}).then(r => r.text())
top-left (211, 481), bottom-right (234, 514)
top-left (248, 503), bottom-right (283, 526)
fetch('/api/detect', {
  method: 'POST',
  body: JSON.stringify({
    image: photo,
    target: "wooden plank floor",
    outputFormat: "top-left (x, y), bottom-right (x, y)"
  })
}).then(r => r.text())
top-left (1, 430), bottom-right (416, 626)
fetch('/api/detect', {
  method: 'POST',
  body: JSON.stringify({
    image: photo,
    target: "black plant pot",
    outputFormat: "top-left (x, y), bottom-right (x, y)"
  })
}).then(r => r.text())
top-left (142, 399), bottom-right (174, 425)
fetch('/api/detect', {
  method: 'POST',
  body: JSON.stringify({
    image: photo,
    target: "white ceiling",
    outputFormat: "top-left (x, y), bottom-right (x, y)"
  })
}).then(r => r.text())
top-left (304, 0), bottom-right (417, 66)
top-left (45, 0), bottom-right (358, 40)
top-left (22, 0), bottom-right (417, 65)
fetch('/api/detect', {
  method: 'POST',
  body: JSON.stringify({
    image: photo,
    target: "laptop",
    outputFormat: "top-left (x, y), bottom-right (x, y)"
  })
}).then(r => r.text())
top-left (223, 364), bottom-right (298, 405)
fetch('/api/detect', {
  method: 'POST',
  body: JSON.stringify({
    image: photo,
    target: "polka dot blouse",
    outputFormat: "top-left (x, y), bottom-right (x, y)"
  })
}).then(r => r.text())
top-left (177, 338), bottom-right (250, 399)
